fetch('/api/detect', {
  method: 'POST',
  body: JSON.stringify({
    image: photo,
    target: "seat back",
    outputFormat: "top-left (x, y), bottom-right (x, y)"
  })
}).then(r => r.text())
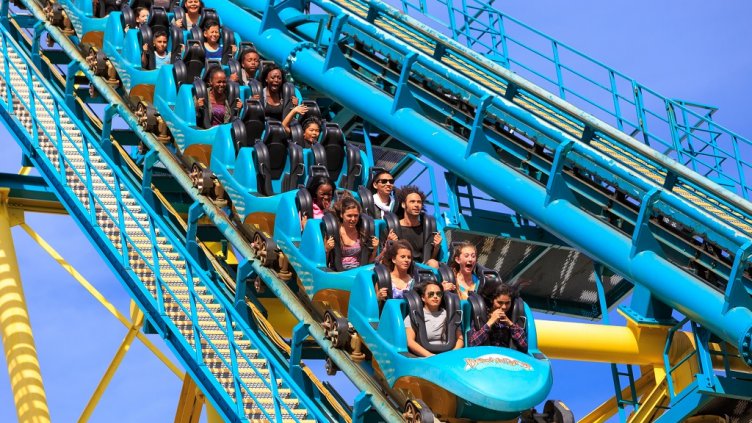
top-left (183, 40), bottom-right (205, 82)
top-left (226, 79), bottom-right (241, 120)
top-left (340, 143), bottom-right (364, 190)
top-left (359, 213), bottom-right (376, 266)
top-left (230, 119), bottom-right (247, 153)
top-left (320, 122), bottom-right (345, 179)
top-left (198, 8), bottom-right (219, 29)
top-left (139, 26), bottom-right (155, 69)
top-left (322, 212), bottom-right (342, 271)
top-left (250, 121), bottom-right (287, 195)
top-left (404, 289), bottom-right (462, 354)
top-left (467, 291), bottom-right (487, 332)
top-left (381, 211), bottom-right (401, 241)
top-left (169, 24), bottom-right (184, 63)
top-left (420, 214), bottom-right (438, 262)
top-left (282, 143), bottom-right (305, 192)
top-left (437, 263), bottom-right (456, 289)
top-left (148, 6), bottom-right (169, 34)
top-left (120, 5), bottom-right (136, 29)
top-left (296, 188), bottom-right (314, 221)
top-left (240, 99), bottom-right (266, 147)
top-left (221, 29), bottom-right (236, 64)
top-left (192, 79), bottom-right (210, 129)
top-left (358, 186), bottom-right (376, 218)
top-left (373, 263), bottom-right (393, 300)
top-left (172, 59), bottom-right (189, 86)
top-left (474, 264), bottom-right (501, 294)
top-left (172, 6), bottom-right (185, 28)
top-left (262, 121), bottom-right (288, 180)
top-left (189, 25), bottom-right (203, 43)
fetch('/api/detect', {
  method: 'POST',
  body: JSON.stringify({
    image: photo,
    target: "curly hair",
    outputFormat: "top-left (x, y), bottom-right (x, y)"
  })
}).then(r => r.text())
top-left (449, 241), bottom-right (477, 274)
top-left (479, 281), bottom-right (516, 312)
top-left (260, 63), bottom-right (286, 88)
top-left (395, 185), bottom-right (426, 217)
top-left (381, 240), bottom-right (414, 273)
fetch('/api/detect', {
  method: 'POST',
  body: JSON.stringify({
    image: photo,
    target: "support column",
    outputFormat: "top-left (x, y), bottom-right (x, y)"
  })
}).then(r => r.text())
top-left (0, 187), bottom-right (51, 422)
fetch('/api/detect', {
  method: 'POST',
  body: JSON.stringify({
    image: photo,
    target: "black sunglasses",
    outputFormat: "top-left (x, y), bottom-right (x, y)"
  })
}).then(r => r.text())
top-left (377, 178), bottom-right (394, 184)
top-left (426, 291), bottom-right (443, 298)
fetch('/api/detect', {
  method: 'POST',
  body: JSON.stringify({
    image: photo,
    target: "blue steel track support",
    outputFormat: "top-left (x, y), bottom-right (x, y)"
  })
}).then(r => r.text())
top-left (211, 0), bottom-right (752, 364)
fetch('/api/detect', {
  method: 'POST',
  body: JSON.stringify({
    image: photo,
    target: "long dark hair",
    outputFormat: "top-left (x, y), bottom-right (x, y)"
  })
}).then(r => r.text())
top-left (306, 175), bottom-right (335, 209)
top-left (260, 63), bottom-right (286, 88)
top-left (332, 191), bottom-right (367, 241)
top-left (479, 281), bottom-right (516, 315)
top-left (381, 240), bottom-right (414, 273)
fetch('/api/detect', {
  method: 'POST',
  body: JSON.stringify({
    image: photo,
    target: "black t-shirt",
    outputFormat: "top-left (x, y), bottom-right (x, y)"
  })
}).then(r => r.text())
top-left (401, 224), bottom-right (424, 263)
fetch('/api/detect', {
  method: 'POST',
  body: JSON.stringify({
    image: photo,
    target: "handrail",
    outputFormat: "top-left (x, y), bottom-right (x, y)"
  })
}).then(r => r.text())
top-left (0, 23), bottom-right (327, 423)
top-left (388, 0), bottom-right (752, 200)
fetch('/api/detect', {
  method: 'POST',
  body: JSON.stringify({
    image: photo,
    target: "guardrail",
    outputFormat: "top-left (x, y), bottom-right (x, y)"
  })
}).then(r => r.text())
top-left (389, 0), bottom-right (752, 200)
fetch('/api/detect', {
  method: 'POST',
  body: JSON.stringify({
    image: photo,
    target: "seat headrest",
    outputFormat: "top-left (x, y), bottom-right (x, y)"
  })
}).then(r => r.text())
top-left (148, 6), bottom-right (169, 33)
top-left (296, 188), bottom-right (314, 221)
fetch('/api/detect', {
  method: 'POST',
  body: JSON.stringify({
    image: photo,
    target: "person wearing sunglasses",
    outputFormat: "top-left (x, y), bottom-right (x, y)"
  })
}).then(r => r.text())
top-left (404, 280), bottom-right (463, 357)
top-left (370, 170), bottom-right (395, 219)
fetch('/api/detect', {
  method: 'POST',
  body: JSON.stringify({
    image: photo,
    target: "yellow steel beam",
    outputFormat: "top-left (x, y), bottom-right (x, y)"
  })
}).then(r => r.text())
top-left (17, 167), bottom-right (32, 176)
top-left (578, 370), bottom-right (655, 423)
top-left (536, 317), bottom-right (747, 370)
top-left (174, 372), bottom-right (205, 423)
top-left (78, 301), bottom-right (144, 422)
top-left (627, 377), bottom-right (669, 423)
top-left (18, 223), bottom-right (183, 378)
top-left (0, 188), bottom-right (51, 423)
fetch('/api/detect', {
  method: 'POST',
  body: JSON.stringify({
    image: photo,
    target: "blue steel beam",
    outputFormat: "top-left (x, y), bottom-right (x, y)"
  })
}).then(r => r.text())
top-left (210, 0), bottom-right (752, 364)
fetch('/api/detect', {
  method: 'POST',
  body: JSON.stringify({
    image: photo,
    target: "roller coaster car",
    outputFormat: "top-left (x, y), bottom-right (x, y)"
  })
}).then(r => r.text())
top-left (193, 77), bottom-right (240, 129)
top-left (271, 192), bottom-right (379, 314)
top-left (382, 211), bottom-right (439, 264)
top-left (321, 212), bottom-right (376, 272)
top-left (346, 269), bottom-right (554, 422)
top-left (60, 0), bottom-right (108, 44)
top-left (252, 121), bottom-right (304, 196)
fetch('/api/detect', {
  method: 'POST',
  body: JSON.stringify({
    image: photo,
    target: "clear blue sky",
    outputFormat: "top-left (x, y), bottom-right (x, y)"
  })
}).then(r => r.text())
top-left (0, 1), bottom-right (750, 421)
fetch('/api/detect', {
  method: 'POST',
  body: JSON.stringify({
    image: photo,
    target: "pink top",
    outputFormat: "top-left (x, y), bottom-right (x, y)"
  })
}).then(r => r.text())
top-left (312, 203), bottom-right (325, 219)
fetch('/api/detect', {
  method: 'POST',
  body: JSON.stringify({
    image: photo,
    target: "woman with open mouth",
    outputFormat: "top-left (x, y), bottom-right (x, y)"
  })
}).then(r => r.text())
top-left (450, 241), bottom-right (478, 300)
